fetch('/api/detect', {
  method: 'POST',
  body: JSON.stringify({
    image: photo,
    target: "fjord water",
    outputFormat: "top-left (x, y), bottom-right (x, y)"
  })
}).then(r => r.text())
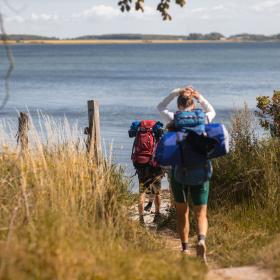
top-left (0, 42), bottom-right (279, 180)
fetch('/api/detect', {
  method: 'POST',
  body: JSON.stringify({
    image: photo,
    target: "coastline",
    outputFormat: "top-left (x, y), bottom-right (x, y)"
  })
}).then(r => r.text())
top-left (1, 39), bottom-right (279, 45)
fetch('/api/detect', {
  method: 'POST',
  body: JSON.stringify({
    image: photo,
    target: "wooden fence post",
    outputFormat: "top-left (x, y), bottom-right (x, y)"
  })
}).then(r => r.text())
top-left (86, 100), bottom-right (102, 162)
top-left (17, 112), bottom-right (29, 152)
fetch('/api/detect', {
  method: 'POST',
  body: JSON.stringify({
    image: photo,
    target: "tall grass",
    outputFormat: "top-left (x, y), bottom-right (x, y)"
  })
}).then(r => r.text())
top-left (207, 105), bottom-right (280, 271)
top-left (210, 104), bottom-right (280, 208)
top-left (0, 116), bottom-right (204, 280)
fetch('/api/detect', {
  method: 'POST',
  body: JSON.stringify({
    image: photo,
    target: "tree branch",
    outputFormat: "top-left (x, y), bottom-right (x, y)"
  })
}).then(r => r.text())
top-left (0, 12), bottom-right (15, 110)
top-left (118, 0), bottom-right (187, 20)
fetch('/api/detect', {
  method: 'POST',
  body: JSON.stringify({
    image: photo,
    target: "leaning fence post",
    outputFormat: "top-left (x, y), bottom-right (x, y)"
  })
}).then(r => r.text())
top-left (85, 100), bottom-right (102, 162)
top-left (17, 112), bottom-right (29, 152)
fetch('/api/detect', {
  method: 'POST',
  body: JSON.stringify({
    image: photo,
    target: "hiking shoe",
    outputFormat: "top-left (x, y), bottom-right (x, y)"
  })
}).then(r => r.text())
top-left (153, 212), bottom-right (162, 223)
top-left (139, 215), bottom-right (145, 226)
top-left (181, 249), bottom-right (191, 256)
top-left (196, 239), bottom-right (207, 263)
top-left (144, 201), bottom-right (153, 212)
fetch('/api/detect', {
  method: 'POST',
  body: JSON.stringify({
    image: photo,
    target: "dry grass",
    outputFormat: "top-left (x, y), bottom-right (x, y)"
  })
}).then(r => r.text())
top-left (207, 105), bottom-right (280, 273)
top-left (0, 116), bottom-right (205, 280)
top-left (210, 104), bottom-right (280, 207)
top-left (259, 235), bottom-right (280, 279)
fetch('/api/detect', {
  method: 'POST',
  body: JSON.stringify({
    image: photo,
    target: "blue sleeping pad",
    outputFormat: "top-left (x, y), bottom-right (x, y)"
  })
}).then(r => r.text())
top-left (155, 132), bottom-right (181, 166)
top-left (155, 123), bottom-right (229, 166)
top-left (205, 123), bottom-right (229, 159)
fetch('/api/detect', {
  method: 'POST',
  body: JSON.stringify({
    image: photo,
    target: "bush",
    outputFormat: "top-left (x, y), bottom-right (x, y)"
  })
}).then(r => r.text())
top-left (210, 104), bottom-right (280, 209)
top-left (207, 104), bottom-right (280, 270)
top-left (256, 90), bottom-right (280, 137)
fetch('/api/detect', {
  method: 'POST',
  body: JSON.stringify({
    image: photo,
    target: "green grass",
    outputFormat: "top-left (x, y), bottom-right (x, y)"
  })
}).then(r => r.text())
top-left (0, 118), bottom-right (205, 280)
top-left (207, 206), bottom-right (278, 267)
top-left (207, 106), bottom-right (280, 274)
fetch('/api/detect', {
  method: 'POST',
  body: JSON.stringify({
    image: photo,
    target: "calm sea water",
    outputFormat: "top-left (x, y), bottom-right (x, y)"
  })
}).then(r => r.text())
top-left (0, 42), bottom-right (279, 181)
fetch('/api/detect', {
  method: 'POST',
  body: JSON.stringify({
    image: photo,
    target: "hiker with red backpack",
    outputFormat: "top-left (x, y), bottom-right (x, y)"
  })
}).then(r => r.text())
top-left (156, 86), bottom-right (216, 262)
top-left (129, 120), bottom-right (164, 225)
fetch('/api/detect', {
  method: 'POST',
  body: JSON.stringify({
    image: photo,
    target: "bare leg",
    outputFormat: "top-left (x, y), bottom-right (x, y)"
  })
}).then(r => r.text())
top-left (144, 193), bottom-right (154, 212)
top-left (167, 175), bottom-right (175, 208)
top-left (138, 193), bottom-right (146, 216)
top-left (193, 205), bottom-right (208, 236)
top-left (193, 204), bottom-right (208, 262)
top-left (154, 194), bottom-right (161, 213)
top-left (175, 202), bottom-right (189, 243)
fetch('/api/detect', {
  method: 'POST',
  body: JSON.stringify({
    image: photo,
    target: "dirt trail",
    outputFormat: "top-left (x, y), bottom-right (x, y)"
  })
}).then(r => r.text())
top-left (130, 195), bottom-right (274, 280)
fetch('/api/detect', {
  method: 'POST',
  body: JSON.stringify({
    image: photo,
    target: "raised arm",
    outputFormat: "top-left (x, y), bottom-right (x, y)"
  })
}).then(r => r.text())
top-left (157, 88), bottom-right (181, 122)
top-left (192, 90), bottom-right (216, 123)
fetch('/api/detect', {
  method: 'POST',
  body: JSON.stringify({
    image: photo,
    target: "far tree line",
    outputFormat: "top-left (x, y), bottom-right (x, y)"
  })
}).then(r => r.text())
top-left (6, 33), bottom-right (280, 42)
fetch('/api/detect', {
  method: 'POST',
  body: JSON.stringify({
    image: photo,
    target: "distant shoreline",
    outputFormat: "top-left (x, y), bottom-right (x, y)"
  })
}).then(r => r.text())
top-left (1, 39), bottom-right (280, 45)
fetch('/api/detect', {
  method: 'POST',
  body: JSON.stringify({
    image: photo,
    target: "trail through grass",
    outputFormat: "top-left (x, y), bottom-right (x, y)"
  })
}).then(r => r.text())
top-left (1, 106), bottom-right (279, 279)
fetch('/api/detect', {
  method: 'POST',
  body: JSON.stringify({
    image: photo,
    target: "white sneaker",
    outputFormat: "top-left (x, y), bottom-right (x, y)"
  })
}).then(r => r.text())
top-left (196, 240), bottom-right (207, 263)
top-left (181, 249), bottom-right (191, 256)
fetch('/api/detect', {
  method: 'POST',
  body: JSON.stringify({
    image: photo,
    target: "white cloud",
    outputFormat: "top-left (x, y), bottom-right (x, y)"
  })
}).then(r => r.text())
top-left (7, 13), bottom-right (60, 23)
top-left (6, 15), bottom-right (25, 23)
top-left (141, 6), bottom-right (157, 16)
top-left (190, 8), bottom-right (206, 14)
top-left (201, 14), bottom-right (211, 20)
top-left (73, 5), bottom-right (121, 19)
top-left (253, 0), bottom-right (280, 11)
top-left (73, 4), bottom-right (157, 20)
top-left (187, 5), bottom-right (225, 20)
top-left (212, 5), bottom-right (225, 11)
top-left (31, 13), bottom-right (59, 21)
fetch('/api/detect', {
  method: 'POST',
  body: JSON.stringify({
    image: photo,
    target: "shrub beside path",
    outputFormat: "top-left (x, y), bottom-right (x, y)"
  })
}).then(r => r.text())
top-left (130, 193), bottom-right (274, 280)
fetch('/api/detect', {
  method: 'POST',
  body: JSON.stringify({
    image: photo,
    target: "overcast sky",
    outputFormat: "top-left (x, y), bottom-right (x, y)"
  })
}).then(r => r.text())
top-left (1, 0), bottom-right (279, 37)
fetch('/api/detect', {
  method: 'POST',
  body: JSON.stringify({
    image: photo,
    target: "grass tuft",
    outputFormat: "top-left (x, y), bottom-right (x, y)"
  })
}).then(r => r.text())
top-left (0, 116), bottom-right (205, 280)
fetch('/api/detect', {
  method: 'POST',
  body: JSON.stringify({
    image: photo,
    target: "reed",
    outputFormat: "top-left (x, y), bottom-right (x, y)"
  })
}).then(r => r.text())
top-left (207, 105), bottom-right (280, 271)
top-left (210, 104), bottom-right (280, 208)
top-left (0, 116), bottom-right (204, 280)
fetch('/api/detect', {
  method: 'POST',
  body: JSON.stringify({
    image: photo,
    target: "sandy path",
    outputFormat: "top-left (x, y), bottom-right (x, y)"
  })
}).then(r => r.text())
top-left (130, 194), bottom-right (274, 280)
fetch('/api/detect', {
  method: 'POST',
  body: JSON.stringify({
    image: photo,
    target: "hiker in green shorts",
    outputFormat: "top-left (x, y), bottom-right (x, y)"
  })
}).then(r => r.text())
top-left (157, 86), bottom-right (216, 262)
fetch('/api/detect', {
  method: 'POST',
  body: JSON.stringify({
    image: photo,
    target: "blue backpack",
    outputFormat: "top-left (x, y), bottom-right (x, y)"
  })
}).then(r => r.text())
top-left (155, 110), bottom-right (207, 167)
top-left (174, 109), bottom-right (206, 134)
top-left (156, 109), bottom-right (212, 186)
top-left (174, 124), bottom-right (230, 185)
top-left (176, 141), bottom-right (212, 186)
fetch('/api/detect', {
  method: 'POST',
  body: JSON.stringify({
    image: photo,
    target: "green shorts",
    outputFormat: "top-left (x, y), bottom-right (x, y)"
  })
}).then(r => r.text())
top-left (170, 169), bottom-right (209, 205)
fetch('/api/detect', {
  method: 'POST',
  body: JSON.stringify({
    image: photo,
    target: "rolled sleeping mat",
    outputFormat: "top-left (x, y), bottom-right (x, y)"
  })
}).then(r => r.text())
top-left (205, 123), bottom-right (230, 159)
top-left (128, 120), bottom-right (141, 138)
top-left (154, 131), bottom-right (182, 166)
top-left (155, 123), bottom-right (230, 166)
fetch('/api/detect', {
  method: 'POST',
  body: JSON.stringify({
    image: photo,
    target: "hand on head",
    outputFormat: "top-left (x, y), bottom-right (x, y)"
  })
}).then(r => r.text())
top-left (179, 86), bottom-right (200, 100)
